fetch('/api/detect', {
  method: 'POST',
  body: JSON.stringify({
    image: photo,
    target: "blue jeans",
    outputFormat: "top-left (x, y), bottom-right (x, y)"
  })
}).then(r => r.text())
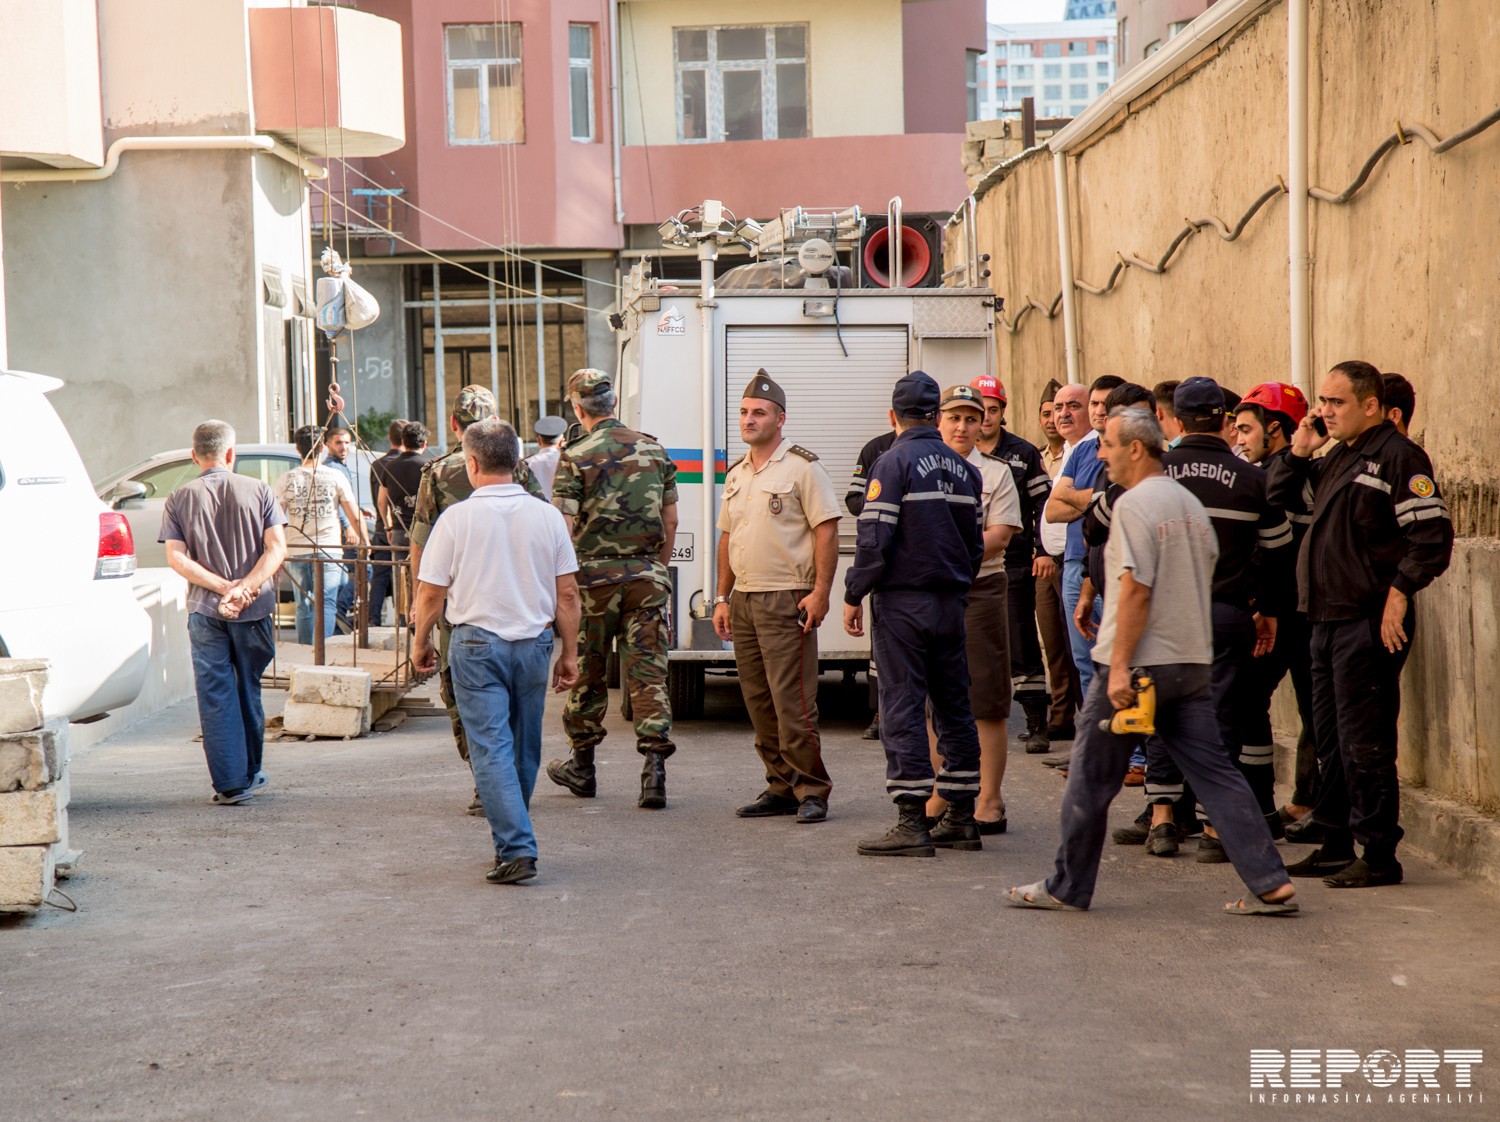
top-left (449, 624), bottom-right (554, 860)
top-left (187, 613), bottom-right (276, 794)
top-left (286, 559), bottom-right (346, 645)
top-left (1061, 558), bottom-right (1101, 699)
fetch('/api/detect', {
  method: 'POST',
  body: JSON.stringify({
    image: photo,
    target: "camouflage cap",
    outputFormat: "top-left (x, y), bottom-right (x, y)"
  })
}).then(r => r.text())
top-left (452, 384), bottom-right (497, 424)
top-left (568, 368), bottom-right (613, 397)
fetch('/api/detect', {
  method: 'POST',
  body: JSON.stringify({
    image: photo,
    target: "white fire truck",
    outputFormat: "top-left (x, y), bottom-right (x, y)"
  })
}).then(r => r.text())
top-left (611, 200), bottom-right (998, 717)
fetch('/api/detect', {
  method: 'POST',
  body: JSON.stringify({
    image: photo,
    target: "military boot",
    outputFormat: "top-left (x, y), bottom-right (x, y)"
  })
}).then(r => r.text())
top-left (638, 750), bottom-right (668, 809)
top-left (929, 798), bottom-right (983, 851)
top-left (856, 801), bottom-right (935, 857)
top-left (546, 747), bottom-right (596, 798)
top-left (1021, 695), bottom-right (1051, 754)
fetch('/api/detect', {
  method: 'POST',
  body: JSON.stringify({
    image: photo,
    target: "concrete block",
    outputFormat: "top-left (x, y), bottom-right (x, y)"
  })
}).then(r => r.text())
top-left (0, 788), bottom-right (65, 846)
top-left (0, 659), bottom-right (48, 735)
top-left (326, 626), bottom-right (399, 652)
top-left (0, 722), bottom-right (64, 791)
top-left (289, 665), bottom-right (372, 709)
top-left (282, 700), bottom-right (371, 739)
top-left (0, 845), bottom-right (55, 913)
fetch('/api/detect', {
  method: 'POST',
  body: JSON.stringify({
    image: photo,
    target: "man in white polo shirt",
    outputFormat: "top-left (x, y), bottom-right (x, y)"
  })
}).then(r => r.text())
top-left (413, 419), bottom-right (581, 886)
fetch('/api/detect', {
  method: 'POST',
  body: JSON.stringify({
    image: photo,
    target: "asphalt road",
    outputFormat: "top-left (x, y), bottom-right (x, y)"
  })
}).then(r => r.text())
top-left (4, 672), bottom-right (1498, 1121)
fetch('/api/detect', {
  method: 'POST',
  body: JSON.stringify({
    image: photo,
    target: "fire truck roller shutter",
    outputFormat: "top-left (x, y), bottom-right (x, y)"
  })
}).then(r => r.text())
top-left (725, 325), bottom-right (910, 544)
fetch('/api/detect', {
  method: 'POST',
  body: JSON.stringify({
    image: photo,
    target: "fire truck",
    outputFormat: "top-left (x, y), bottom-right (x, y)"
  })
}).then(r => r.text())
top-left (611, 200), bottom-right (998, 717)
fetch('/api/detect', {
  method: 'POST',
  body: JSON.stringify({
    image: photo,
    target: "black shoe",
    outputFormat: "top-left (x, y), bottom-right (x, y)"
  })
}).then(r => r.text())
top-left (1146, 822), bottom-right (1181, 857)
top-left (1112, 821), bottom-right (1150, 845)
top-left (1021, 696), bottom-right (1051, 754)
top-left (1323, 857), bottom-right (1403, 888)
top-left (796, 796), bottom-right (828, 824)
top-left (856, 802), bottom-right (935, 857)
top-left (546, 750), bottom-right (596, 798)
top-left (1265, 810), bottom-right (1286, 841)
top-left (736, 792), bottom-right (799, 818)
top-left (1284, 816), bottom-right (1334, 844)
top-left (929, 799), bottom-right (982, 851)
top-left (638, 751), bottom-right (667, 809)
top-left (1196, 834), bottom-right (1229, 864)
top-left (486, 856), bottom-right (538, 885)
top-left (1285, 847), bottom-right (1356, 877)
top-left (861, 713), bottom-right (881, 740)
top-left (1046, 721), bottom-right (1077, 741)
top-left (976, 815), bottom-right (1007, 835)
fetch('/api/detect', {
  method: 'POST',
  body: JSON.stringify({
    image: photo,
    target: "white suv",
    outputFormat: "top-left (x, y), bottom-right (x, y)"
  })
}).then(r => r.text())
top-left (0, 370), bottom-right (150, 722)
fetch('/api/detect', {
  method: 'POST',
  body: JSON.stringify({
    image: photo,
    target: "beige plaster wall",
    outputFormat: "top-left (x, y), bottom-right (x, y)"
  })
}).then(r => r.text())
top-left (962, 0), bottom-right (1500, 813)
top-left (620, 0), bottom-right (906, 146)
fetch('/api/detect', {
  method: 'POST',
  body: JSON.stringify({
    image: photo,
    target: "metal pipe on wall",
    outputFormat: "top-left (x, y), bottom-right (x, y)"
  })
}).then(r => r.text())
top-left (697, 234), bottom-right (718, 616)
top-left (534, 259), bottom-right (547, 422)
top-left (1287, 0), bottom-right (1312, 393)
top-left (1052, 152), bottom-right (1082, 384)
top-left (609, 0), bottom-right (626, 226)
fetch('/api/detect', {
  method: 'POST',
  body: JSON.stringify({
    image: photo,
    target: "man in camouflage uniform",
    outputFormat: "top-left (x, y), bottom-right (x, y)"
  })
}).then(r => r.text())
top-left (409, 384), bottom-right (546, 814)
top-left (545, 368), bottom-right (680, 809)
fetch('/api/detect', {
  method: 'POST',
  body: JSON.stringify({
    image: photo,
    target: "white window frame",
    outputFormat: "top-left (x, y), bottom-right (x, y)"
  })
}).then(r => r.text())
top-left (445, 23), bottom-right (524, 146)
top-left (674, 24), bottom-right (810, 144)
top-left (568, 23), bottom-right (596, 143)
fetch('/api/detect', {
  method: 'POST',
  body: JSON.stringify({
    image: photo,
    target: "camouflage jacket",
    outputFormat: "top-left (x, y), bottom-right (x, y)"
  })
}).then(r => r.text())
top-left (552, 418), bottom-right (678, 588)
top-left (408, 446), bottom-right (545, 548)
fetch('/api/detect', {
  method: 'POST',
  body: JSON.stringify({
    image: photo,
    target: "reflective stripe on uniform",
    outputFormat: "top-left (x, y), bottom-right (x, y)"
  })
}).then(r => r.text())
top-left (1355, 473), bottom-right (1392, 493)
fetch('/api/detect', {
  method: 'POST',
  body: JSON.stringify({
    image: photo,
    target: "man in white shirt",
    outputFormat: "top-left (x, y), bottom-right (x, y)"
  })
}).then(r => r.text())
top-left (413, 419), bottom-right (582, 886)
top-left (272, 425), bottom-right (367, 644)
top-left (523, 415), bottom-right (567, 501)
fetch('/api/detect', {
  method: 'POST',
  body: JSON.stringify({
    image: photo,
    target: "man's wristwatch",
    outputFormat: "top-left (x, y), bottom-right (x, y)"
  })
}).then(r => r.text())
top-left (713, 594), bottom-right (731, 606)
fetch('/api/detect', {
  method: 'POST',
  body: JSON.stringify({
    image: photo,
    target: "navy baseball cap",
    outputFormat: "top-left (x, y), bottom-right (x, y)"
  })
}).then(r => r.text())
top-left (1174, 376), bottom-right (1226, 419)
top-left (893, 370), bottom-right (941, 418)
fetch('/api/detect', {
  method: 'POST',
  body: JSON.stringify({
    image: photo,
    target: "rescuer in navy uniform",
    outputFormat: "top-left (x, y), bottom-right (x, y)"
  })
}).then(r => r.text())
top-left (843, 371), bottom-right (985, 858)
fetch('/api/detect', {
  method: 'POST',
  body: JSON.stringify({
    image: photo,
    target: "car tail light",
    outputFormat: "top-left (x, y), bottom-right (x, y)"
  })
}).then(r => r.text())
top-left (96, 512), bottom-right (137, 579)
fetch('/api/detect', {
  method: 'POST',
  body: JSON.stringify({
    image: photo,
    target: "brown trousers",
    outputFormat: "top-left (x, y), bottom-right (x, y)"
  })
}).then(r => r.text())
top-left (1034, 556), bottom-right (1080, 727)
top-left (731, 589), bottom-right (832, 801)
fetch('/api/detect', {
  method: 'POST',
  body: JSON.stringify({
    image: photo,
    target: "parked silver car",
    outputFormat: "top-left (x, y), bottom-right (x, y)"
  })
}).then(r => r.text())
top-left (96, 443), bottom-right (382, 569)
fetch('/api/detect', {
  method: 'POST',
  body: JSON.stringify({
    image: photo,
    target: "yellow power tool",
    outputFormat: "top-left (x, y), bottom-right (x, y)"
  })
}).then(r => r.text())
top-left (1099, 669), bottom-right (1156, 736)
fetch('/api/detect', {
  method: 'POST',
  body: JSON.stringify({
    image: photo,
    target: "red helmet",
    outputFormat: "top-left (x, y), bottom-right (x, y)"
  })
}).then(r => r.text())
top-left (970, 374), bottom-right (1007, 404)
top-left (1240, 382), bottom-right (1308, 427)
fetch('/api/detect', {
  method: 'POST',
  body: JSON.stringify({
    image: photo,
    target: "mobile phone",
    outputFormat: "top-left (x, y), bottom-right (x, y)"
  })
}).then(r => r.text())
top-left (1312, 416), bottom-right (1328, 437)
top-left (797, 608), bottom-right (810, 629)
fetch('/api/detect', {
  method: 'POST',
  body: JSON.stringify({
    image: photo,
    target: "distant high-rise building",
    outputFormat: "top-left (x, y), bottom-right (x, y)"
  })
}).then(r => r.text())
top-left (1066, 1), bottom-right (1116, 17)
top-left (974, 19), bottom-right (1116, 122)
top-left (1114, 1), bottom-right (1214, 77)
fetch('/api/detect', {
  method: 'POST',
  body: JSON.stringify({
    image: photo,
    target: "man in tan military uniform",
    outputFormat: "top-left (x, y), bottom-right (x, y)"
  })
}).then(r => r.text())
top-left (713, 372), bottom-right (841, 823)
top-left (409, 385), bottom-right (545, 814)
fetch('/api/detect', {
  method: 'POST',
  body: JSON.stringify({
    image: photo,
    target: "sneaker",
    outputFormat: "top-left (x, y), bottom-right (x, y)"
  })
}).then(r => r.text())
top-left (211, 788), bottom-right (251, 806)
top-left (1196, 834), bottom-right (1229, 864)
top-left (247, 772), bottom-right (268, 795)
top-left (1146, 822), bottom-right (1181, 857)
top-left (486, 856), bottom-right (538, 885)
top-left (1123, 765), bottom-right (1146, 787)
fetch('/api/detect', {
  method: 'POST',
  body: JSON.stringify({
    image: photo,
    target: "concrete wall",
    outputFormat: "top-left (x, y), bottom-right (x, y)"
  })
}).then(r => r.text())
top-left (902, 0), bottom-right (987, 133)
top-left (961, 0), bottom-right (1500, 817)
top-left (0, 0), bottom-right (104, 168)
top-left (621, 0), bottom-right (908, 146)
top-left (1, 151), bottom-right (262, 482)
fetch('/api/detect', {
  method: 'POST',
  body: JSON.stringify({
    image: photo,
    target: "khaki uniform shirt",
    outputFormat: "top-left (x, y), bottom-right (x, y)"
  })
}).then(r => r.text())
top-left (1042, 443), bottom-right (1067, 480)
top-left (970, 447), bottom-right (1023, 579)
top-left (717, 441), bottom-right (840, 592)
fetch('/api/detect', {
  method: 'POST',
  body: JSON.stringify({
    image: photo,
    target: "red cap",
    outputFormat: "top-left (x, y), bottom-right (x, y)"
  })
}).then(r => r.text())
top-left (1240, 382), bottom-right (1308, 426)
top-left (970, 374), bottom-right (1007, 404)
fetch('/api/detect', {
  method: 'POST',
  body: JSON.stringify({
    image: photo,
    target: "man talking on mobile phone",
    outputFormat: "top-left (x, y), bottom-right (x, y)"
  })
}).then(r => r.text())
top-left (715, 373), bottom-right (842, 824)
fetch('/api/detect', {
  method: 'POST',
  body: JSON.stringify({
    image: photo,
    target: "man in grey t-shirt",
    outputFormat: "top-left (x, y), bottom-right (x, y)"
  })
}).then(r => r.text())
top-left (1004, 406), bottom-right (1296, 917)
top-left (160, 420), bottom-right (288, 805)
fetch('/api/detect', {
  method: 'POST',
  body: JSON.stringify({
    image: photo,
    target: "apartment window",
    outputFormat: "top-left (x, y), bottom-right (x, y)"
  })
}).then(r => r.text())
top-left (1168, 20), bottom-right (1193, 38)
top-left (1096, 39), bottom-right (1110, 54)
top-left (1096, 60), bottom-right (1111, 75)
top-left (1069, 83), bottom-right (1089, 100)
top-left (1044, 103), bottom-right (1063, 117)
top-left (446, 24), bottom-right (523, 144)
top-left (1043, 84), bottom-right (1062, 101)
top-left (1144, 39), bottom-right (1162, 58)
top-left (1042, 41), bottom-right (1061, 57)
top-left (1068, 40), bottom-right (1086, 56)
top-left (1010, 84), bottom-right (1033, 101)
top-left (1007, 42), bottom-right (1035, 59)
top-left (1043, 63), bottom-right (1062, 79)
top-left (966, 49), bottom-right (981, 121)
top-left (1119, 18), bottom-right (1129, 65)
top-left (675, 25), bottom-right (809, 143)
top-left (1011, 64), bottom-right (1032, 79)
top-left (568, 24), bottom-right (595, 142)
top-left (1069, 62), bottom-right (1087, 78)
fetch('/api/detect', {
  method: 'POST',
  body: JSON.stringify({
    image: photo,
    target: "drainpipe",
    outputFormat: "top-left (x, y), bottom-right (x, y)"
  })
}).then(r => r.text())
top-left (609, 1), bottom-right (626, 226)
top-left (697, 231), bottom-right (718, 620)
top-left (0, 135), bottom-right (327, 182)
top-left (1287, 0), bottom-right (1312, 394)
top-left (1052, 151), bottom-right (1082, 385)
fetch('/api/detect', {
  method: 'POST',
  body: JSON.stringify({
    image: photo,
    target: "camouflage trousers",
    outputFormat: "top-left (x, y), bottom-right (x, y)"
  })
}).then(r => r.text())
top-left (436, 618), bottom-right (469, 762)
top-left (564, 578), bottom-right (675, 757)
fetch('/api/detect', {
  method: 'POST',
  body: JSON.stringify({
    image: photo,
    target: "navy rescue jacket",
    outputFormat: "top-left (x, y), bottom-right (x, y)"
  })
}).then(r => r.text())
top-left (845, 430), bottom-right (896, 516)
top-left (843, 427), bottom-right (984, 604)
top-left (1265, 420), bottom-right (1454, 622)
top-left (1163, 435), bottom-right (1296, 616)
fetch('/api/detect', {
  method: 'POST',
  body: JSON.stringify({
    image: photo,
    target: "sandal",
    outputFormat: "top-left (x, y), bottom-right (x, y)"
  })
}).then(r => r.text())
top-left (1223, 893), bottom-right (1299, 917)
top-left (1003, 880), bottom-right (1083, 911)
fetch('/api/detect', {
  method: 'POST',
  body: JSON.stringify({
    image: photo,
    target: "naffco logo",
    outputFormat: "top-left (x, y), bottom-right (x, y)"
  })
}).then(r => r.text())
top-left (1249, 1049), bottom-right (1484, 1106)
